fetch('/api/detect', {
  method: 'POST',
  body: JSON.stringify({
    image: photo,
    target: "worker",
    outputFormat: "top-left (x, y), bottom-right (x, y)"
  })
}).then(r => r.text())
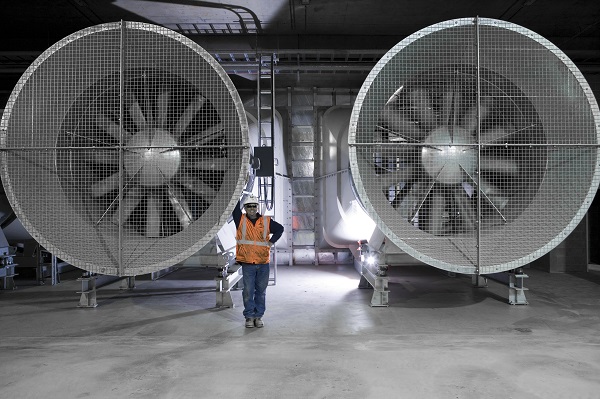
top-left (232, 194), bottom-right (284, 328)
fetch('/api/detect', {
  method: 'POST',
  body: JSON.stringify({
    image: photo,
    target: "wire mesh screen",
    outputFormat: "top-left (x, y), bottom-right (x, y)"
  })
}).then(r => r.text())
top-left (349, 17), bottom-right (600, 274)
top-left (0, 22), bottom-right (249, 276)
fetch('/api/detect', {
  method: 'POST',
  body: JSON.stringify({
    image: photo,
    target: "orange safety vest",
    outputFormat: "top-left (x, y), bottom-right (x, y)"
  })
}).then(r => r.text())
top-left (236, 214), bottom-right (272, 264)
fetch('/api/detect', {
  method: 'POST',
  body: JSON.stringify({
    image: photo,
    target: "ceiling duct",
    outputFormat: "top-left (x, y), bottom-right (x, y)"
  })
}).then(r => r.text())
top-left (0, 21), bottom-right (249, 276)
top-left (349, 17), bottom-right (600, 274)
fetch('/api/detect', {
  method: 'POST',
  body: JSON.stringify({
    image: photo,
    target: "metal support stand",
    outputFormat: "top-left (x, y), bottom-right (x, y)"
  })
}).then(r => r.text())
top-left (76, 274), bottom-right (124, 308)
top-left (358, 263), bottom-right (390, 307)
top-left (215, 264), bottom-right (243, 308)
top-left (508, 269), bottom-right (529, 305)
top-left (120, 276), bottom-right (135, 290)
top-left (478, 268), bottom-right (529, 305)
top-left (77, 275), bottom-right (99, 308)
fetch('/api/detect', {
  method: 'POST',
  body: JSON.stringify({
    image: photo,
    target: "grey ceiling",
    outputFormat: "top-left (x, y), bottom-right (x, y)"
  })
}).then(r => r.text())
top-left (1, 0), bottom-right (599, 102)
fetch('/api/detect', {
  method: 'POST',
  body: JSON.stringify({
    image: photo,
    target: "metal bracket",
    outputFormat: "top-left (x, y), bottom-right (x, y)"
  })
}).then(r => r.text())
top-left (215, 252), bottom-right (242, 308)
top-left (215, 266), bottom-right (243, 308)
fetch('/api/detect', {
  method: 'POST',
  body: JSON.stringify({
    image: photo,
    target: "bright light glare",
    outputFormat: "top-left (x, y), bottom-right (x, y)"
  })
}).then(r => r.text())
top-left (366, 254), bottom-right (377, 266)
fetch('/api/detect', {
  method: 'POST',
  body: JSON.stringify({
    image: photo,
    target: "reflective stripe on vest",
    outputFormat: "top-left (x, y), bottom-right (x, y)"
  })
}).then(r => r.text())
top-left (238, 215), bottom-right (270, 246)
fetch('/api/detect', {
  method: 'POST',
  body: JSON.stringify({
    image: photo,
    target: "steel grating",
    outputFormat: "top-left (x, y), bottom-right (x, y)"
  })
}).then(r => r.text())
top-left (349, 17), bottom-right (600, 274)
top-left (0, 21), bottom-right (249, 276)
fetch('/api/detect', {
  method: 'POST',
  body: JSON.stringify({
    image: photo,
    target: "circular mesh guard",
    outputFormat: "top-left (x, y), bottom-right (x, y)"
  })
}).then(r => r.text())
top-left (349, 18), bottom-right (600, 274)
top-left (0, 22), bottom-right (249, 276)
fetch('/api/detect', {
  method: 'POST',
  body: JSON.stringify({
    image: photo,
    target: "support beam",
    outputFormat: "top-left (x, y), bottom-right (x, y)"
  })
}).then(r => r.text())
top-left (76, 274), bottom-right (125, 308)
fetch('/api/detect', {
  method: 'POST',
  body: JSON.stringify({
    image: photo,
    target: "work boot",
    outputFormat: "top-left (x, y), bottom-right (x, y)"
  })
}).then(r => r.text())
top-left (245, 318), bottom-right (254, 328)
top-left (254, 317), bottom-right (264, 328)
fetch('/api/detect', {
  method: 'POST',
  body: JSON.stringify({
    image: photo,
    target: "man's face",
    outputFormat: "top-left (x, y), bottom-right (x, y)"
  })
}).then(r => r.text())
top-left (244, 203), bottom-right (258, 217)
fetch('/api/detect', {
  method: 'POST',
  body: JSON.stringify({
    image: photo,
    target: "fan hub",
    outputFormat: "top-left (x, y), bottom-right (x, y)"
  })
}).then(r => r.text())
top-left (124, 129), bottom-right (181, 186)
top-left (421, 126), bottom-right (476, 184)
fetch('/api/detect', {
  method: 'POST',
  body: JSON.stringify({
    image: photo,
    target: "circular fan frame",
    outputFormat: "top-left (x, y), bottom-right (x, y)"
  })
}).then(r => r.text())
top-left (349, 17), bottom-right (600, 274)
top-left (0, 22), bottom-right (249, 276)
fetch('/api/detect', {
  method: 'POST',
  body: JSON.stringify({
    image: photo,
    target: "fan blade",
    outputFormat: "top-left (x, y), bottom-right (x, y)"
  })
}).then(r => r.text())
top-left (156, 91), bottom-right (170, 129)
top-left (398, 181), bottom-right (430, 221)
top-left (429, 191), bottom-right (446, 235)
top-left (480, 156), bottom-right (518, 175)
top-left (479, 178), bottom-right (508, 211)
top-left (378, 107), bottom-right (423, 142)
top-left (174, 96), bottom-right (206, 138)
top-left (167, 186), bottom-right (193, 229)
top-left (95, 113), bottom-right (131, 142)
top-left (188, 157), bottom-right (229, 171)
top-left (409, 88), bottom-right (437, 130)
top-left (454, 187), bottom-right (477, 231)
top-left (90, 172), bottom-right (120, 197)
top-left (112, 186), bottom-right (143, 224)
top-left (462, 181), bottom-right (474, 197)
top-left (463, 105), bottom-right (478, 133)
top-left (451, 91), bottom-right (462, 127)
top-left (94, 149), bottom-right (120, 166)
top-left (178, 174), bottom-right (218, 202)
top-left (440, 91), bottom-right (453, 126)
top-left (378, 166), bottom-right (414, 187)
top-left (185, 123), bottom-right (225, 146)
top-left (462, 97), bottom-right (492, 132)
top-left (129, 100), bottom-right (147, 130)
top-left (146, 195), bottom-right (162, 237)
top-left (387, 181), bottom-right (406, 206)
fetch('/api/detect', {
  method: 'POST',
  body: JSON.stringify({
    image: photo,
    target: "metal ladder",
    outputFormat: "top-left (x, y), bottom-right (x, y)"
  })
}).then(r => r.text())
top-left (256, 53), bottom-right (277, 282)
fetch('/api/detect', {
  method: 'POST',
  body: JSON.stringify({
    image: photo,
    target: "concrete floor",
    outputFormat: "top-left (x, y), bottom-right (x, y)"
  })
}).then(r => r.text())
top-left (1, 264), bottom-right (599, 399)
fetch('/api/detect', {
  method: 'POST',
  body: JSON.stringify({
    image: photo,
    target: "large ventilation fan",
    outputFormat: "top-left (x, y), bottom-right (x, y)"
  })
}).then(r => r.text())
top-left (349, 17), bottom-right (600, 274)
top-left (0, 22), bottom-right (249, 276)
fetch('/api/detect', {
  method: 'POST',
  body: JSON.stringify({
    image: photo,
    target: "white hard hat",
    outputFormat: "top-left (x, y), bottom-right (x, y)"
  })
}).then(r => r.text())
top-left (243, 194), bottom-right (259, 207)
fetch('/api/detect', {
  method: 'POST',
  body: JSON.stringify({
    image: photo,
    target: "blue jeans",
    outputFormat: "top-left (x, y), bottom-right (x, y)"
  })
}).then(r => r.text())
top-left (241, 263), bottom-right (270, 318)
